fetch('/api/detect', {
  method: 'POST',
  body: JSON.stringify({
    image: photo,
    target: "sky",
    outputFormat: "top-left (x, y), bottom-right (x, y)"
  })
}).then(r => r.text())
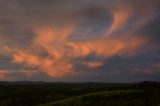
top-left (0, 0), bottom-right (160, 82)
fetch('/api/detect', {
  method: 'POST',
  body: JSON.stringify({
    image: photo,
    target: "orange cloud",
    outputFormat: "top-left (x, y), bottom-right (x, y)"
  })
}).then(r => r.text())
top-left (1, 3), bottom-right (149, 78)
top-left (83, 61), bottom-right (103, 68)
top-left (11, 49), bottom-right (74, 77)
top-left (68, 35), bottom-right (146, 57)
top-left (0, 70), bottom-right (14, 80)
top-left (19, 70), bottom-right (38, 77)
top-left (0, 69), bottom-right (38, 80)
top-left (6, 24), bottom-right (146, 78)
top-left (12, 50), bottom-right (39, 66)
top-left (0, 70), bottom-right (10, 78)
top-left (106, 5), bottom-right (132, 35)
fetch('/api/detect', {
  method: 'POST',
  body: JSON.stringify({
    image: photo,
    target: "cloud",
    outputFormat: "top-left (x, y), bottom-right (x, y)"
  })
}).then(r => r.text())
top-left (0, 70), bottom-right (11, 79)
top-left (0, 0), bottom-right (160, 81)
top-left (82, 61), bottom-right (103, 68)
top-left (7, 26), bottom-right (146, 78)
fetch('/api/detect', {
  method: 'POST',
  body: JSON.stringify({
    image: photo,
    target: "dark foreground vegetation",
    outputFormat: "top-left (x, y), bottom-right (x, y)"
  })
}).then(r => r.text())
top-left (0, 81), bottom-right (160, 106)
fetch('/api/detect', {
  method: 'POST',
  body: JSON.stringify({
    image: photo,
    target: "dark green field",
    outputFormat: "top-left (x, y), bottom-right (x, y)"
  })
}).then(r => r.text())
top-left (0, 81), bottom-right (160, 106)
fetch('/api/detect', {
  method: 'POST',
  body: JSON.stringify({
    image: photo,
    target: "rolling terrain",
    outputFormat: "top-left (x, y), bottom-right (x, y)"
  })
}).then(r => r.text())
top-left (0, 81), bottom-right (160, 106)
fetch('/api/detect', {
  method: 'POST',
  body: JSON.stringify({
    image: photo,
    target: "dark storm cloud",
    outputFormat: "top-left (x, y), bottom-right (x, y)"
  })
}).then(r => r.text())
top-left (0, 0), bottom-right (160, 82)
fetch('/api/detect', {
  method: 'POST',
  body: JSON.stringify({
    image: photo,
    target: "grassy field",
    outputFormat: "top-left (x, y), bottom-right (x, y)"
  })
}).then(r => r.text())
top-left (38, 90), bottom-right (142, 106)
top-left (37, 90), bottom-right (159, 106)
top-left (0, 81), bottom-right (160, 106)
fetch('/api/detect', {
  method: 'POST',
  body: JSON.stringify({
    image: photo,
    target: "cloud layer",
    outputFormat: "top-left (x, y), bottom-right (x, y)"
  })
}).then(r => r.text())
top-left (0, 0), bottom-right (160, 82)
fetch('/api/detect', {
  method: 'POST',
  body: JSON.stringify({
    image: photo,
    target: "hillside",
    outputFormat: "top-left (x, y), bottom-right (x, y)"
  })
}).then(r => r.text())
top-left (38, 90), bottom-right (160, 106)
top-left (0, 81), bottom-right (160, 106)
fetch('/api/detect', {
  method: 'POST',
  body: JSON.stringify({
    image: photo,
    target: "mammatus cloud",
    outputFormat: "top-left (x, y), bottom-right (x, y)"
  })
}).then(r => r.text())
top-left (0, 0), bottom-right (160, 81)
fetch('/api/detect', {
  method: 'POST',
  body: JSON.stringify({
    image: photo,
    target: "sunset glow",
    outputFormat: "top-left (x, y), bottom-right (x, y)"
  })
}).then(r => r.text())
top-left (0, 0), bottom-right (160, 82)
